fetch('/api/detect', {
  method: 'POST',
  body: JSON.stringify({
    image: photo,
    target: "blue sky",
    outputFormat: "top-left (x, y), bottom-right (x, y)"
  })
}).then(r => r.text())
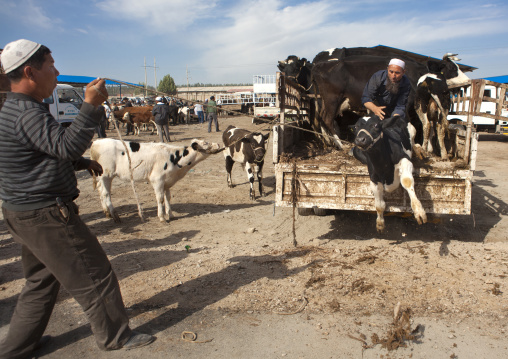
top-left (1, 0), bottom-right (507, 87)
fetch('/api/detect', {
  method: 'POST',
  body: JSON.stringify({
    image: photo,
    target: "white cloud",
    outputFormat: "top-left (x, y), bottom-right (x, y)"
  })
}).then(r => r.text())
top-left (184, 0), bottom-right (508, 82)
top-left (0, 0), bottom-right (55, 30)
top-left (96, 0), bottom-right (217, 33)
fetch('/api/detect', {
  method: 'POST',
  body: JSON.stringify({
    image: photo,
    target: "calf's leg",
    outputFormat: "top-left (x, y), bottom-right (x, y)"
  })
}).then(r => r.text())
top-left (245, 162), bottom-right (256, 200)
top-left (416, 105), bottom-right (431, 154)
top-left (436, 113), bottom-right (449, 160)
top-left (164, 187), bottom-right (173, 220)
top-left (96, 176), bottom-right (121, 222)
top-left (225, 156), bottom-right (235, 188)
top-left (256, 162), bottom-right (264, 197)
top-left (370, 181), bottom-right (386, 233)
top-left (151, 180), bottom-right (167, 222)
top-left (399, 158), bottom-right (427, 225)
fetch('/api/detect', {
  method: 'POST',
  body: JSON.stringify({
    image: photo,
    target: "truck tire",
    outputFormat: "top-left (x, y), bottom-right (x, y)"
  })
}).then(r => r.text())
top-left (313, 207), bottom-right (328, 216)
top-left (297, 208), bottom-right (314, 216)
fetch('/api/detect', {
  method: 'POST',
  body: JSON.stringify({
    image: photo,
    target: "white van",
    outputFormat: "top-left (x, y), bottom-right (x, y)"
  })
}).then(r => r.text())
top-left (448, 84), bottom-right (508, 132)
top-left (43, 84), bottom-right (84, 127)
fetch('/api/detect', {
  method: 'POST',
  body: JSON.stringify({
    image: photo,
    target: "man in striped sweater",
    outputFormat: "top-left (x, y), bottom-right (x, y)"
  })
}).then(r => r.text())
top-left (0, 39), bottom-right (155, 359)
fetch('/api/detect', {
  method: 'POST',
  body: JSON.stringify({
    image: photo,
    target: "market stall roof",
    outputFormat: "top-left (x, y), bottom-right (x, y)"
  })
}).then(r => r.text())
top-left (482, 75), bottom-right (508, 83)
top-left (372, 45), bottom-right (478, 73)
top-left (57, 75), bottom-right (138, 87)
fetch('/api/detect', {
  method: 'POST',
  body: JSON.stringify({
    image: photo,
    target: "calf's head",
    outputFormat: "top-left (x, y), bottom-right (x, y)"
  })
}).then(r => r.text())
top-left (191, 139), bottom-right (221, 155)
top-left (247, 132), bottom-right (270, 162)
top-left (353, 115), bottom-right (399, 151)
top-left (427, 54), bottom-right (470, 87)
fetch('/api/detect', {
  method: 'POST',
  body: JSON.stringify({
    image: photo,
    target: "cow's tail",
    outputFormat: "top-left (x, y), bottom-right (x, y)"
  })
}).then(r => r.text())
top-left (90, 146), bottom-right (99, 190)
top-left (92, 173), bottom-right (98, 190)
top-left (430, 93), bottom-right (446, 115)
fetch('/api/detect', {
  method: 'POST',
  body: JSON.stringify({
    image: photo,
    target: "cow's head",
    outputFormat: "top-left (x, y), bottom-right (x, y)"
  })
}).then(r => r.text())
top-left (427, 54), bottom-right (470, 87)
top-left (190, 139), bottom-right (222, 155)
top-left (353, 115), bottom-right (400, 151)
top-left (247, 132), bottom-right (270, 162)
top-left (278, 56), bottom-right (312, 89)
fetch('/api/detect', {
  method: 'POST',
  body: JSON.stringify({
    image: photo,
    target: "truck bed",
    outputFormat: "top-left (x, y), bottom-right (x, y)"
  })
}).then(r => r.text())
top-left (275, 131), bottom-right (477, 215)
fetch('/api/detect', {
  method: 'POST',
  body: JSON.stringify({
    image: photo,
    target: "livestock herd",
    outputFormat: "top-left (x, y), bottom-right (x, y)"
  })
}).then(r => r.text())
top-left (89, 46), bottom-right (471, 231)
top-left (277, 46), bottom-right (470, 158)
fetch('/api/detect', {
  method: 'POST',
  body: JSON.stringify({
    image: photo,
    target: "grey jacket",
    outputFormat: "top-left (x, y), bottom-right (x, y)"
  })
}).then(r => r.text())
top-left (0, 92), bottom-right (102, 210)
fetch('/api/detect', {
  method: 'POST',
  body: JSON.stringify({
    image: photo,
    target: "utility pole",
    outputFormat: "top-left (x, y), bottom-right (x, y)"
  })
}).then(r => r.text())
top-left (186, 65), bottom-right (190, 101)
top-left (142, 57), bottom-right (159, 98)
top-left (144, 57), bottom-right (147, 97)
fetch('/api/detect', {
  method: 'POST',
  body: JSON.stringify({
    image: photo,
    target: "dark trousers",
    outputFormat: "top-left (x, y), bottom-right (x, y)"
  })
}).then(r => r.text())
top-left (0, 203), bottom-right (132, 359)
top-left (155, 123), bottom-right (171, 142)
top-left (207, 113), bottom-right (219, 132)
top-left (197, 111), bottom-right (204, 124)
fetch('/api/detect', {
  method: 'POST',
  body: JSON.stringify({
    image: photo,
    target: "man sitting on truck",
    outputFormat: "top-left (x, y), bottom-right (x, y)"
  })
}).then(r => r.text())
top-left (361, 58), bottom-right (411, 121)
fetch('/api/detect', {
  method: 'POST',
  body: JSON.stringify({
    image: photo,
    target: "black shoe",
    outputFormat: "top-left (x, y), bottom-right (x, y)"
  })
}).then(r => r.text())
top-left (122, 332), bottom-right (155, 350)
top-left (34, 335), bottom-right (52, 351)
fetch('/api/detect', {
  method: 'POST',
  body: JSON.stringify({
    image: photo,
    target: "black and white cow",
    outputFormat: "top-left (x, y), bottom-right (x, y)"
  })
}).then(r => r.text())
top-left (90, 138), bottom-right (221, 222)
top-left (222, 125), bottom-right (269, 200)
top-left (352, 115), bottom-right (427, 232)
top-left (414, 54), bottom-right (470, 159)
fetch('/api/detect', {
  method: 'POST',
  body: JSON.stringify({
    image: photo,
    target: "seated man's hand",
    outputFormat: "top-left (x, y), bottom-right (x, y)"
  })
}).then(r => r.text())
top-left (364, 102), bottom-right (386, 120)
top-left (371, 105), bottom-right (386, 119)
top-left (87, 160), bottom-right (103, 176)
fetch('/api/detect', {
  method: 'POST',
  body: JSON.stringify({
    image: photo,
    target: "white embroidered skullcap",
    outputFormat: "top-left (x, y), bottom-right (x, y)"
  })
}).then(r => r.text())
top-left (388, 58), bottom-right (405, 69)
top-left (1, 39), bottom-right (41, 73)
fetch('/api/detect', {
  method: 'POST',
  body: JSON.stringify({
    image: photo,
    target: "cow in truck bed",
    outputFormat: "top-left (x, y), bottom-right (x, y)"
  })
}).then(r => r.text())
top-left (352, 115), bottom-right (427, 232)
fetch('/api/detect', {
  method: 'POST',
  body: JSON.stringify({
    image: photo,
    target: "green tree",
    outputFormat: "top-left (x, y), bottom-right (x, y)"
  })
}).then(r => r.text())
top-left (158, 74), bottom-right (177, 95)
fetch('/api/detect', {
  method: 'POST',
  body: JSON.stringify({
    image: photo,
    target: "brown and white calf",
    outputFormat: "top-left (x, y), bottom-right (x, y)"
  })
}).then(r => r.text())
top-left (222, 125), bottom-right (269, 200)
top-left (90, 138), bottom-right (221, 222)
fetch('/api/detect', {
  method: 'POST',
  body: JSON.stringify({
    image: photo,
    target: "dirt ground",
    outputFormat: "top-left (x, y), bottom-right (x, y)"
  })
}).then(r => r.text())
top-left (1, 115), bottom-right (507, 358)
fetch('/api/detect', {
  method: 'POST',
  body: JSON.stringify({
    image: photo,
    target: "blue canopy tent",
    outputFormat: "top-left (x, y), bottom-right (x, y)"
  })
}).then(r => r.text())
top-left (482, 75), bottom-right (508, 84)
top-left (57, 75), bottom-right (141, 98)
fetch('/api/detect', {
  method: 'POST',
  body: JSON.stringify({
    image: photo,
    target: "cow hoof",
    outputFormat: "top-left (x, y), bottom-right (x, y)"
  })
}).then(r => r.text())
top-left (415, 212), bottom-right (427, 225)
top-left (113, 215), bottom-right (121, 223)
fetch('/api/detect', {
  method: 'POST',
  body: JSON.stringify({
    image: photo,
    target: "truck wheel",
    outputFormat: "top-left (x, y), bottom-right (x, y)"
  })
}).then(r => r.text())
top-left (297, 208), bottom-right (314, 216)
top-left (313, 207), bottom-right (328, 216)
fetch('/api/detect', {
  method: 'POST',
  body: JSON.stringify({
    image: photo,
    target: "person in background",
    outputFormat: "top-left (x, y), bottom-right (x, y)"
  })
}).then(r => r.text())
top-left (103, 100), bottom-right (112, 130)
top-left (96, 102), bottom-right (108, 138)
top-left (206, 95), bottom-right (219, 133)
top-left (194, 101), bottom-right (204, 124)
top-left (361, 58), bottom-right (411, 121)
top-left (0, 39), bottom-right (155, 359)
top-left (152, 96), bottom-right (171, 142)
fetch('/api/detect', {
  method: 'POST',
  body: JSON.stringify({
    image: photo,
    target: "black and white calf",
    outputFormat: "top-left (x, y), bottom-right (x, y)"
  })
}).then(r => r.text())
top-left (352, 115), bottom-right (427, 232)
top-left (222, 125), bottom-right (269, 200)
top-left (415, 73), bottom-right (451, 159)
top-left (90, 138), bottom-right (221, 222)
top-left (414, 54), bottom-right (470, 159)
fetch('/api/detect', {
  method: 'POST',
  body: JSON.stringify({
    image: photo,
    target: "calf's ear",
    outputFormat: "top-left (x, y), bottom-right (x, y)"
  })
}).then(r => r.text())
top-left (191, 142), bottom-right (199, 151)
top-left (381, 115), bottom-right (399, 129)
